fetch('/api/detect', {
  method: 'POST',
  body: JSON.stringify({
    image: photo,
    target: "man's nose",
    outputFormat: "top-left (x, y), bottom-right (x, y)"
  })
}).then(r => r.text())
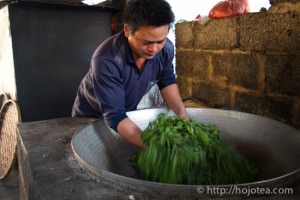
top-left (148, 43), bottom-right (160, 52)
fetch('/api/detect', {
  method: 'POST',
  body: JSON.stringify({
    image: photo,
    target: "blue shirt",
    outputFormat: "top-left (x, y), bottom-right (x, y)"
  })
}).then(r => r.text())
top-left (72, 32), bottom-right (176, 130)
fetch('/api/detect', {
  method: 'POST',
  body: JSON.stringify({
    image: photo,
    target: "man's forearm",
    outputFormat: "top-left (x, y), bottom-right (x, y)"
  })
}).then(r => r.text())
top-left (117, 117), bottom-right (146, 149)
top-left (160, 83), bottom-right (189, 119)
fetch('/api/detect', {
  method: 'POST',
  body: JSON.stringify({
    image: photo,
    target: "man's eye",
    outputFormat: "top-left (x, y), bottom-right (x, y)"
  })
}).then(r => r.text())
top-left (143, 40), bottom-right (165, 45)
top-left (143, 41), bottom-right (155, 45)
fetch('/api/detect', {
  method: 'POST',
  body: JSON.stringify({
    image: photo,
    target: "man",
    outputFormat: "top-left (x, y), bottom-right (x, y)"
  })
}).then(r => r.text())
top-left (72, 0), bottom-right (188, 148)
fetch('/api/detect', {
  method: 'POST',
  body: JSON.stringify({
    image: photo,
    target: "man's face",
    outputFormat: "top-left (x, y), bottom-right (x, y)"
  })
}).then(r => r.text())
top-left (124, 25), bottom-right (169, 61)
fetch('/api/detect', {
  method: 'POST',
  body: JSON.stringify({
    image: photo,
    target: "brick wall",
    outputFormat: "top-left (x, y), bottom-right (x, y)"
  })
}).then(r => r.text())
top-left (175, 0), bottom-right (300, 128)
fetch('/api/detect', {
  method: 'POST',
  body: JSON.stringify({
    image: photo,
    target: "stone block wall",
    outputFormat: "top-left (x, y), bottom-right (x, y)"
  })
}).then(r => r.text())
top-left (175, 0), bottom-right (300, 128)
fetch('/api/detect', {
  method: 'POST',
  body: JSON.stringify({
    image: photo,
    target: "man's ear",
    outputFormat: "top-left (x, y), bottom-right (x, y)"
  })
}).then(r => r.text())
top-left (124, 24), bottom-right (130, 38)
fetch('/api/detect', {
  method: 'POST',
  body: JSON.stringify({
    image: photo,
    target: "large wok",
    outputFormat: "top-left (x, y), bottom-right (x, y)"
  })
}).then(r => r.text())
top-left (71, 108), bottom-right (300, 199)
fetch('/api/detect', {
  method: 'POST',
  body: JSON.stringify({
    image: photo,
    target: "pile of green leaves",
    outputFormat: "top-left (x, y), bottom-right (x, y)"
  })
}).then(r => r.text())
top-left (130, 113), bottom-right (258, 185)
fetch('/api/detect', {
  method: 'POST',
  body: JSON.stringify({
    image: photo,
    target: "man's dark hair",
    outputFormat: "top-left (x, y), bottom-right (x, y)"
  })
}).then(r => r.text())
top-left (123, 0), bottom-right (175, 34)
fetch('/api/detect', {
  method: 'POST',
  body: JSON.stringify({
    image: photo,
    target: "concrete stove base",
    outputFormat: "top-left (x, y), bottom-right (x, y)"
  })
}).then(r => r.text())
top-left (17, 117), bottom-right (135, 200)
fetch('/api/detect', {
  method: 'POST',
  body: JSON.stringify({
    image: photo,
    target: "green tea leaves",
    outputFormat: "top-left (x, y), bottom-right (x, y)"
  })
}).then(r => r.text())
top-left (130, 113), bottom-right (258, 185)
